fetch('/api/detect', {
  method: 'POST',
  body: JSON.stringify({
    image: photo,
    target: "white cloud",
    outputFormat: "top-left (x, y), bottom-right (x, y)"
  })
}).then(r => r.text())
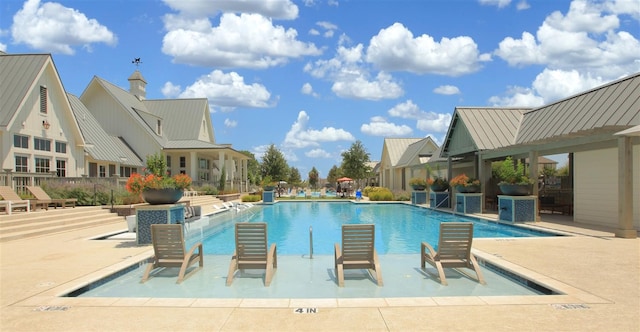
top-left (301, 83), bottom-right (319, 97)
top-left (11, 0), bottom-right (116, 54)
top-left (365, 23), bottom-right (490, 76)
top-left (162, 13), bottom-right (322, 69)
top-left (166, 70), bottom-right (272, 109)
top-left (316, 21), bottom-right (338, 38)
top-left (305, 148), bottom-right (332, 158)
top-left (478, 0), bottom-right (512, 8)
top-left (361, 116), bottom-right (412, 136)
top-left (387, 100), bottom-right (452, 133)
top-left (0, 42), bottom-right (6, 52)
top-left (495, 0), bottom-right (640, 78)
top-left (224, 118), bottom-right (237, 128)
top-left (516, 0), bottom-right (530, 10)
top-left (283, 111), bottom-right (355, 148)
top-left (433, 85), bottom-right (461, 95)
top-left (162, 0), bottom-right (299, 20)
top-left (305, 43), bottom-right (404, 100)
top-left (161, 82), bottom-right (182, 98)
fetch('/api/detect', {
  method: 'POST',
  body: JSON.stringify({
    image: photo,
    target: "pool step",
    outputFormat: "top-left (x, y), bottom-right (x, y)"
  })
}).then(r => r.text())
top-left (0, 206), bottom-right (123, 242)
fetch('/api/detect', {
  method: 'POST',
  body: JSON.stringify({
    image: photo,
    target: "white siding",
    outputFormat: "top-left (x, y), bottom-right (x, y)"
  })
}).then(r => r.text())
top-left (575, 147), bottom-right (639, 230)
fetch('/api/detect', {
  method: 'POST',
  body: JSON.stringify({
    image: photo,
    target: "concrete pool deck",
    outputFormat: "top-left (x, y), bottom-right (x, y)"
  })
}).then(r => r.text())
top-left (1, 206), bottom-right (638, 331)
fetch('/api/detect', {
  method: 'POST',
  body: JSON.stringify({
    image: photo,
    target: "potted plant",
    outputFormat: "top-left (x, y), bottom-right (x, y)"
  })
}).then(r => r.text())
top-left (409, 177), bottom-right (427, 190)
top-left (450, 174), bottom-right (481, 193)
top-left (427, 176), bottom-right (449, 192)
top-left (261, 175), bottom-right (276, 191)
top-left (126, 153), bottom-right (192, 204)
top-left (495, 156), bottom-right (533, 196)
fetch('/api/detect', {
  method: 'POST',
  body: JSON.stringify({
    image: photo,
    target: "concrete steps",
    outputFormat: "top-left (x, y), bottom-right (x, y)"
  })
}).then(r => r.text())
top-left (0, 206), bottom-right (123, 243)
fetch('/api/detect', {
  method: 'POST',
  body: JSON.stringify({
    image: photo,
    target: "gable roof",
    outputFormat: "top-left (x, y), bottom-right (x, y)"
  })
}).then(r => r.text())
top-left (442, 107), bottom-right (530, 157)
top-left (396, 136), bottom-right (438, 167)
top-left (144, 99), bottom-right (213, 141)
top-left (382, 138), bottom-right (422, 167)
top-left (0, 54), bottom-right (50, 126)
top-left (68, 93), bottom-right (143, 166)
top-left (517, 72), bottom-right (640, 145)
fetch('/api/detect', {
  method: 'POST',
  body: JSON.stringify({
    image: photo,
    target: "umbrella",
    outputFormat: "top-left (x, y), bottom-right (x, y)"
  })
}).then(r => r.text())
top-left (278, 180), bottom-right (287, 184)
top-left (337, 177), bottom-right (353, 182)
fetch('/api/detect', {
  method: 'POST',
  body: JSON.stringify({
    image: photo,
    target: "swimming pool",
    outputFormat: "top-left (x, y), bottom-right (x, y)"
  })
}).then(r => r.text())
top-left (186, 202), bottom-right (555, 255)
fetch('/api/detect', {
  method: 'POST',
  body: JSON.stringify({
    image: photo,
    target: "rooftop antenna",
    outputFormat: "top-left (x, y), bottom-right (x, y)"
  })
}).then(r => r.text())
top-left (132, 58), bottom-right (142, 67)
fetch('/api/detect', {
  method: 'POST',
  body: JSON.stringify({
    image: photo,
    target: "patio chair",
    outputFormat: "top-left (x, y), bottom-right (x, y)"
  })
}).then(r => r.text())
top-left (227, 222), bottom-right (277, 286)
top-left (141, 224), bottom-right (203, 284)
top-left (26, 186), bottom-right (77, 209)
top-left (0, 186), bottom-right (31, 214)
top-left (421, 222), bottom-right (486, 286)
top-left (334, 224), bottom-right (383, 287)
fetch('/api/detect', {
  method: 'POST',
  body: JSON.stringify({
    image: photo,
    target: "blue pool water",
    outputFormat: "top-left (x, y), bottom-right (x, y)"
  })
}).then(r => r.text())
top-left (188, 202), bottom-right (554, 255)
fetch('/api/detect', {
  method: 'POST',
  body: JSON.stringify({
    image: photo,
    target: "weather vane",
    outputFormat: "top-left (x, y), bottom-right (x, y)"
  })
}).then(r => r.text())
top-left (132, 58), bottom-right (142, 67)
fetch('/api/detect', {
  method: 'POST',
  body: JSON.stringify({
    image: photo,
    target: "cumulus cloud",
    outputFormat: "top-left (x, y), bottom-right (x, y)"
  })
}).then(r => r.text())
top-left (162, 0), bottom-right (299, 20)
top-left (316, 21), bottom-right (338, 38)
top-left (163, 70), bottom-right (273, 110)
top-left (365, 23), bottom-right (490, 76)
top-left (283, 111), bottom-right (355, 148)
top-left (388, 100), bottom-right (452, 133)
top-left (162, 13), bottom-right (321, 69)
top-left (224, 118), bottom-right (237, 128)
top-left (301, 83), bottom-right (319, 97)
top-left (11, 0), bottom-right (116, 54)
top-left (0, 42), bottom-right (6, 52)
top-left (494, 0), bottom-right (640, 78)
top-left (305, 42), bottom-right (403, 100)
top-left (361, 116), bottom-right (412, 136)
top-left (516, 0), bottom-right (531, 10)
top-left (305, 148), bottom-right (332, 158)
top-left (433, 85), bottom-right (461, 95)
top-left (478, 0), bottom-right (512, 8)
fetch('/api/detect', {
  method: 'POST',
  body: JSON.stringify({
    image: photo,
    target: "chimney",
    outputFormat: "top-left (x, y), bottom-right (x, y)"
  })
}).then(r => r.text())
top-left (128, 70), bottom-right (147, 100)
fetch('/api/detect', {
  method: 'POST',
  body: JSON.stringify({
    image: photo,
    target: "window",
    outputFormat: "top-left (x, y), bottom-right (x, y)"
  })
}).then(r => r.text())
top-left (15, 156), bottom-right (28, 172)
top-left (166, 156), bottom-right (172, 167)
top-left (119, 166), bottom-right (138, 177)
top-left (198, 158), bottom-right (210, 169)
top-left (55, 141), bottom-right (67, 153)
top-left (40, 86), bottom-right (47, 113)
top-left (14, 135), bottom-right (28, 148)
top-left (109, 164), bottom-right (116, 177)
top-left (198, 171), bottom-right (210, 181)
top-left (198, 158), bottom-right (210, 181)
top-left (157, 119), bottom-right (162, 135)
top-left (99, 165), bottom-right (106, 177)
top-left (180, 156), bottom-right (186, 168)
top-left (56, 159), bottom-right (66, 177)
top-left (34, 138), bottom-right (51, 151)
top-left (35, 158), bottom-right (50, 173)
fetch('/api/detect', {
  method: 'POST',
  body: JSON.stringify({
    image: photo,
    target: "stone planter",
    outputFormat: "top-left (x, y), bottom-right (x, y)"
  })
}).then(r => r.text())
top-left (430, 183), bottom-right (449, 192)
top-left (141, 188), bottom-right (183, 205)
top-left (455, 184), bottom-right (480, 193)
top-left (498, 184), bottom-right (530, 196)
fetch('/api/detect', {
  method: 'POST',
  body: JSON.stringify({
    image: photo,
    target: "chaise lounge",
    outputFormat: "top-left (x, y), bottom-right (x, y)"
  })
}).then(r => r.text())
top-left (334, 224), bottom-right (383, 287)
top-left (227, 222), bottom-right (277, 286)
top-left (26, 186), bottom-right (77, 209)
top-left (142, 224), bottom-right (203, 284)
top-left (0, 186), bottom-right (31, 214)
top-left (421, 222), bottom-right (486, 286)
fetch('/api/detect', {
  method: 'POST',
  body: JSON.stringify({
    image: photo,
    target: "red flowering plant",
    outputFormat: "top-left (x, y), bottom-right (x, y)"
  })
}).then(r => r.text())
top-left (125, 153), bottom-right (192, 196)
top-left (449, 174), bottom-right (480, 188)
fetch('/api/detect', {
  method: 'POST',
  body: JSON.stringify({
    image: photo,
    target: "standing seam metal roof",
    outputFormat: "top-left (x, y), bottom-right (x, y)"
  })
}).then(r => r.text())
top-left (0, 54), bottom-right (49, 127)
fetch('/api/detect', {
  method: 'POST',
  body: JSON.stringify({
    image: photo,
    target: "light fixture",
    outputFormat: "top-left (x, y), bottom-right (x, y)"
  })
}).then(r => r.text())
top-left (42, 120), bottom-right (50, 129)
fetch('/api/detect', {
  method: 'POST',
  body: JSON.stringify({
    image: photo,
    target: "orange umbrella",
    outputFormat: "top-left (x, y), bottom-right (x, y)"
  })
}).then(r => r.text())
top-left (337, 177), bottom-right (353, 182)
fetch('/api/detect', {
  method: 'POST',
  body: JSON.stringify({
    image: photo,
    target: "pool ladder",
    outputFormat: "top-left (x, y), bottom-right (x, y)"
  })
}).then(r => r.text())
top-left (309, 226), bottom-right (313, 259)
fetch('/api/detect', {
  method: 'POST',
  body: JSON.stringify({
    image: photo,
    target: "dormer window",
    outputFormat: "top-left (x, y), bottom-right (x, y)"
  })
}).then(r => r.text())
top-left (157, 119), bottom-right (162, 135)
top-left (40, 86), bottom-right (47, 113)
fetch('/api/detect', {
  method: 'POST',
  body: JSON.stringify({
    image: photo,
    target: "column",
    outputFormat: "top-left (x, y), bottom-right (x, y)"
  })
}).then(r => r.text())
top-left (616, 137), bottom-right (635, 238)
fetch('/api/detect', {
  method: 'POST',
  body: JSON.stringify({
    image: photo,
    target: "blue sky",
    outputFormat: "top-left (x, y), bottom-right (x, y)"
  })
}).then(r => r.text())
top-left (1, 0), bottom-right (639, 177)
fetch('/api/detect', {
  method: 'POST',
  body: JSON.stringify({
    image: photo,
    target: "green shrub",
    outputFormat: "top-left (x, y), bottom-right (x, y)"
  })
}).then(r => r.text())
top-left (241, 194), bottom-right (261, 202)
top-left (368, 187), bottom-right (393, 201)
top-left (393, 191), bottom-right (410, 201)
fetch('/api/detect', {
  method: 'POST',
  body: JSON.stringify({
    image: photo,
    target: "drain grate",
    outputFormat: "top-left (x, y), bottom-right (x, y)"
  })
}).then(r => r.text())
top-left (551, 304), bottom-right (590, 310)
top-left (34, 305), bottom-right (70, 312)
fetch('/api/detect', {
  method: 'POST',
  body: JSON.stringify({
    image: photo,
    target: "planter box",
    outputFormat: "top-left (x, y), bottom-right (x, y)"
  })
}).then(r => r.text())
top-left (411, 191), bottom-right (427, 204)
top-left (455, 193), bottom-right (482, 214)
top-left (136, 204), bottom-right (185, 244)
top-left (498, 195), bottom-right (537, 222)
top-left (262, 191), bottom-right (275, 204)
top-left (429, 191), bottom-right (449, 208)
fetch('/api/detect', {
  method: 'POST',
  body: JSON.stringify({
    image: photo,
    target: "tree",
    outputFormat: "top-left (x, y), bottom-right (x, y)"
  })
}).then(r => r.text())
top-left (326, 165), bottom-right (341, 185)
top-left (288, 167), bottom-right (302, 186)
top-left (218, 166), bottom-right (226, 191)
top-left (340, 140), bottom-right (372, 183)
top-left (308, 167), bottom-right (319, 188)
top-left (260, 144), bottom-right (289, 183)
top-left (239, 150), bottom-right (260, 185)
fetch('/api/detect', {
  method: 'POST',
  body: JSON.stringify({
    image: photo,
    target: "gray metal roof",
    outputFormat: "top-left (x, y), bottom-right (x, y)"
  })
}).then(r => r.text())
top-left (396, 136), bottom-right (438, 167)
top-left (144, 99), bottom-right (211, 141)
top-left (442, 107), bottom-right (530, 156)
top-left (0, 54), bottom-right (49, 127)
top-left (517, 72), bottom-right (640, 144)
top-left (68, 93), bottom-right (143, 166)
top-left (382, 138), bottom-right (422, 167)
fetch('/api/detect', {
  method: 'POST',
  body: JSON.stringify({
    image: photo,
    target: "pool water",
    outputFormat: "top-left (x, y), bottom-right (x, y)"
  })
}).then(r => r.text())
top-left (187, 202), bottom-right (554, 255)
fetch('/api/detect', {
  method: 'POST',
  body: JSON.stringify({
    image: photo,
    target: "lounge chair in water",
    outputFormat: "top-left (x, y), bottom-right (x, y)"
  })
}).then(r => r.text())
top-left (0, 186), bottom-right (31, 214)
top-left (334, 224), bottom-right (383, 287)
top-left (142, 224), bottom-right (203, 284)
top-left (421, 222), bottom-right (486, 286)
top-left (227, 222), bottom-right (277, 286)
top-left (26, 186), bottom-right (77, 209)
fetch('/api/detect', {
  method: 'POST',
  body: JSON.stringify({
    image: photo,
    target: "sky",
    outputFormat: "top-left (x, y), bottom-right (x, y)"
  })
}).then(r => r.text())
top-left (1, 0), bottom-right (639, 178)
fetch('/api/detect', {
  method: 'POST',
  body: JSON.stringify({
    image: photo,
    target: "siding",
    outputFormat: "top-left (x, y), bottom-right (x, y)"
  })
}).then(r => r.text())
top-left (574, 148), bottom-right (620, 227)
